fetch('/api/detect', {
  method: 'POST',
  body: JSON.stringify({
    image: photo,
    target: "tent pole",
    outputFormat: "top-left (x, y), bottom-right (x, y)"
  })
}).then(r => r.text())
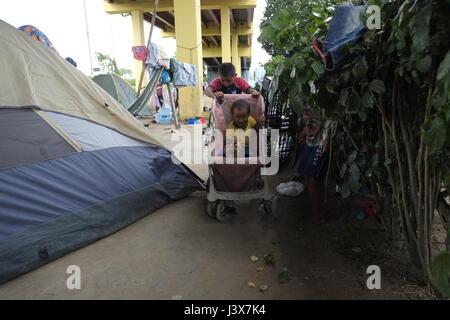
top-left (136, 0), bottom-right (159, 95)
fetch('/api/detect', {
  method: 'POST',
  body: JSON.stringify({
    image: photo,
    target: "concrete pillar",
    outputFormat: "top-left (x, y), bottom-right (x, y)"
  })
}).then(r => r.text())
top-left (130, 10), bottom-right (147, 84)
top-left (220, 7), bottom-right (231, 63)
top-left (231, 33), bottom-right (241, 76)
top-left (174, 0), bottom-right (204, 119)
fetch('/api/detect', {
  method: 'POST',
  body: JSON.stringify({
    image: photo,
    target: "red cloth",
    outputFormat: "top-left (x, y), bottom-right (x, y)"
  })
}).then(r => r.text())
top-left (132, 46), bottom-right (148, 62)
top-left (209, 77), bottom-right (251, 93)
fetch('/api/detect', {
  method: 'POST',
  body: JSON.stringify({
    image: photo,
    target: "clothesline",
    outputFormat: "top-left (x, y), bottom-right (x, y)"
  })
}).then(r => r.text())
top-left (176, 42), bottom-right (203, 51)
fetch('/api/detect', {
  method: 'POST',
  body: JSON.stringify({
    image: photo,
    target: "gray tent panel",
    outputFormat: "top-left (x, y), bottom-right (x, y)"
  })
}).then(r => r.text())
top-left (0, 108), bottom-right (77, 170)
top-left (0, 145), bottom-right (203, 283)
top-left (92, 73), bottom-right (136, 108)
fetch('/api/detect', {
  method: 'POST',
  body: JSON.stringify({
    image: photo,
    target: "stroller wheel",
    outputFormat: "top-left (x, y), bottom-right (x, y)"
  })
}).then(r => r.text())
top-left (215, 201), bottom-right (233, 222)
top-left (206, 201), bottom-right (217, 218)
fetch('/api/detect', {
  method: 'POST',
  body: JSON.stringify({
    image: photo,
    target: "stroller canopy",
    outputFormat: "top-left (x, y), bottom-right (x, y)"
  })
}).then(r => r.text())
top-left (0, 19), bottom-right (202, 284)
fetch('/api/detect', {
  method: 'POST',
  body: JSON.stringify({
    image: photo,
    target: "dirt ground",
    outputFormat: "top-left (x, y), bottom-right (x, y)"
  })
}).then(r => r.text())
top-left (0, 124), bottom-right (436, 300)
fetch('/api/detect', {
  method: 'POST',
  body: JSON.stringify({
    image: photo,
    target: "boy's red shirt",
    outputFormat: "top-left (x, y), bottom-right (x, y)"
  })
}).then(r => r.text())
top-left (209, 77), bottom-right (251, 94)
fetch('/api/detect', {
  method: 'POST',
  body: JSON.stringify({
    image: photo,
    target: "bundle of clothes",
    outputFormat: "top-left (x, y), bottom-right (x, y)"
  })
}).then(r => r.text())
top-left (132, 43), bottom-right (198, 88)
top-left (313, 5), bottom-right (367, 72)
top-left (18, 25), bottom-right (77, 67)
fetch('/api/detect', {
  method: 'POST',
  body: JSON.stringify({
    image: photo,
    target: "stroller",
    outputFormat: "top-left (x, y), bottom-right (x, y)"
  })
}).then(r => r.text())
top-left (204, 94), bottom-right (279, 222)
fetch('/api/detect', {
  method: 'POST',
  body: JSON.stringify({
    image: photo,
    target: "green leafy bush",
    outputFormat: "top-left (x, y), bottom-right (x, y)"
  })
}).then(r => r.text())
top-left (260, 0), bottom-right (450, 292)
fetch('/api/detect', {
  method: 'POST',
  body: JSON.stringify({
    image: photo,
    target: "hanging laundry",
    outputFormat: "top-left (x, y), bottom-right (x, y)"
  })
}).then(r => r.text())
top-left (313, 5), bottom-right (366, 72)
top-left (169, 58), bottom-right (178, 74)
top-left (173, 62), bottom-right (198, 88)
top-left (146, 43), bottom-right (170, 69)
top-left (132, 46), bottom-right (148, 62)
top-left (160, 70), bottom-right (171, 84)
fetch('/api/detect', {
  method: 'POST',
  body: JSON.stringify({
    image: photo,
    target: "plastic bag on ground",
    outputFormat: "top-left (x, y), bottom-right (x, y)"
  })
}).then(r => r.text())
top-left (276, 181), bottom-right (305, 197)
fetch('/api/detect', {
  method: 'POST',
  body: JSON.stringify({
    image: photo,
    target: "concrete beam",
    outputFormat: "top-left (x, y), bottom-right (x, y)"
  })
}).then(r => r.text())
top-left (104, 0), bottom-right (174, 14)
top-left (206, 10), bottom-right (220, 26)
top-left (203, 45), bottom-right (251, 58)
top-left (161, 23), bottom-right (253, 38)
top-left (104, 0), bottom-right (256, 14)
top-left (220, 7), bottom-right (231, 62)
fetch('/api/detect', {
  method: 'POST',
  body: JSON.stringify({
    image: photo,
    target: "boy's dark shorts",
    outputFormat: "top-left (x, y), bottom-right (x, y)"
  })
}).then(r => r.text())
top-left (296, 145), bottom-right (328, 179)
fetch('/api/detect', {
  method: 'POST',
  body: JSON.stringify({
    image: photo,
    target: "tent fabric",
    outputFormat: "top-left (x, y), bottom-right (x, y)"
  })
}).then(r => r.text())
top-left (0, 19), bottom-right (204, 284)
top-left (0, 146), bottom-right (202, 284)
top-left (0, 108), bottom-right (77, 170)
top-left (0, 172), bottom-right (200, 284)
top-left (0, 146), bottom-right (200, 241)
top-left (44, 111), bottom-right (149, 151)
top-left (0, 19), bottom-right (163, 147)
top-left (91, 73), bottom-right (136, 108)
top-left (92, 73), bottom-right (154, 117)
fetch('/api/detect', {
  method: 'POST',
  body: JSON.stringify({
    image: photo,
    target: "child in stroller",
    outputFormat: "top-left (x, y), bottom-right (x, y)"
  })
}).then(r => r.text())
top-left (205, 94), bottom-right (279, 222)
top-left (227, 99), bottom-right (265, 157)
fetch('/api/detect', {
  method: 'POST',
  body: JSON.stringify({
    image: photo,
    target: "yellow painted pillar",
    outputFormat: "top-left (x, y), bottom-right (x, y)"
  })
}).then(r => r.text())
top-left (130, 10), bottom-right (147, 84)
top-left (174, 0), bottom-right (203, 119)
top-left (220, 7), bottom-right (231, 63)
top-left (231, 33), bottom-right (241, 76)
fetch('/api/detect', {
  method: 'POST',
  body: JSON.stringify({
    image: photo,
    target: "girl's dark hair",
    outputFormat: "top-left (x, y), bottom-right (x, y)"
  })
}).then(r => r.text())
top-left (231, 99), bottom-right (251, 114)
top-left (219, 63), bottom-right (236, 77)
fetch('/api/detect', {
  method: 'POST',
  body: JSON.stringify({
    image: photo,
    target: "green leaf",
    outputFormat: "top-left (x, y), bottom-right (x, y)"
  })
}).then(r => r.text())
top-left (362, 92), bottom-right (375, 109)
top-left (340, 183), bottom-right (351, 198)
top-left (339, 88), bottom-right (349, 106)
top-left (348, 150), bottom-right (357, 163)
top-left (369, 80), bottom-right (385, 94)
top-left (437, 51), bottom-right (450, 81)
top-left (325, 82), bottom-right (336, 94)
top-left (340, 163), bottom-right (347, 179)
top-left (348, 91), bottom-right (362, 114)
top-left (416, 55), bottom-right (432, 73)
top-left (259, 25), bottom-right (277, 42)
top-left (409, 3), bottom-right (432, 52)
top-left (432, 252), bottom-right (450, 298)
top-left (423, 116), bottom-right (447, 150)
top-left (290, 66), bottom-right (296, 79)
top-left (349, 163), bottom-right (361, 181)
top-left (270, 8), bottom-right (292, 30)
top-left (348, 178), bottom-right (362, 193)
top-left (311, 60), bottom-right (324, 75)
top-left (359, 110), bottom-right (367, 121)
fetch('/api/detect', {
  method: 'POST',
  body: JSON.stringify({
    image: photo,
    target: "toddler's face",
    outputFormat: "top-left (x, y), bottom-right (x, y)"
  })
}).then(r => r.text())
top-left (232, 108), bottom-right (250, 129)
top-left (220, 74), bottom-right (236, 88)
